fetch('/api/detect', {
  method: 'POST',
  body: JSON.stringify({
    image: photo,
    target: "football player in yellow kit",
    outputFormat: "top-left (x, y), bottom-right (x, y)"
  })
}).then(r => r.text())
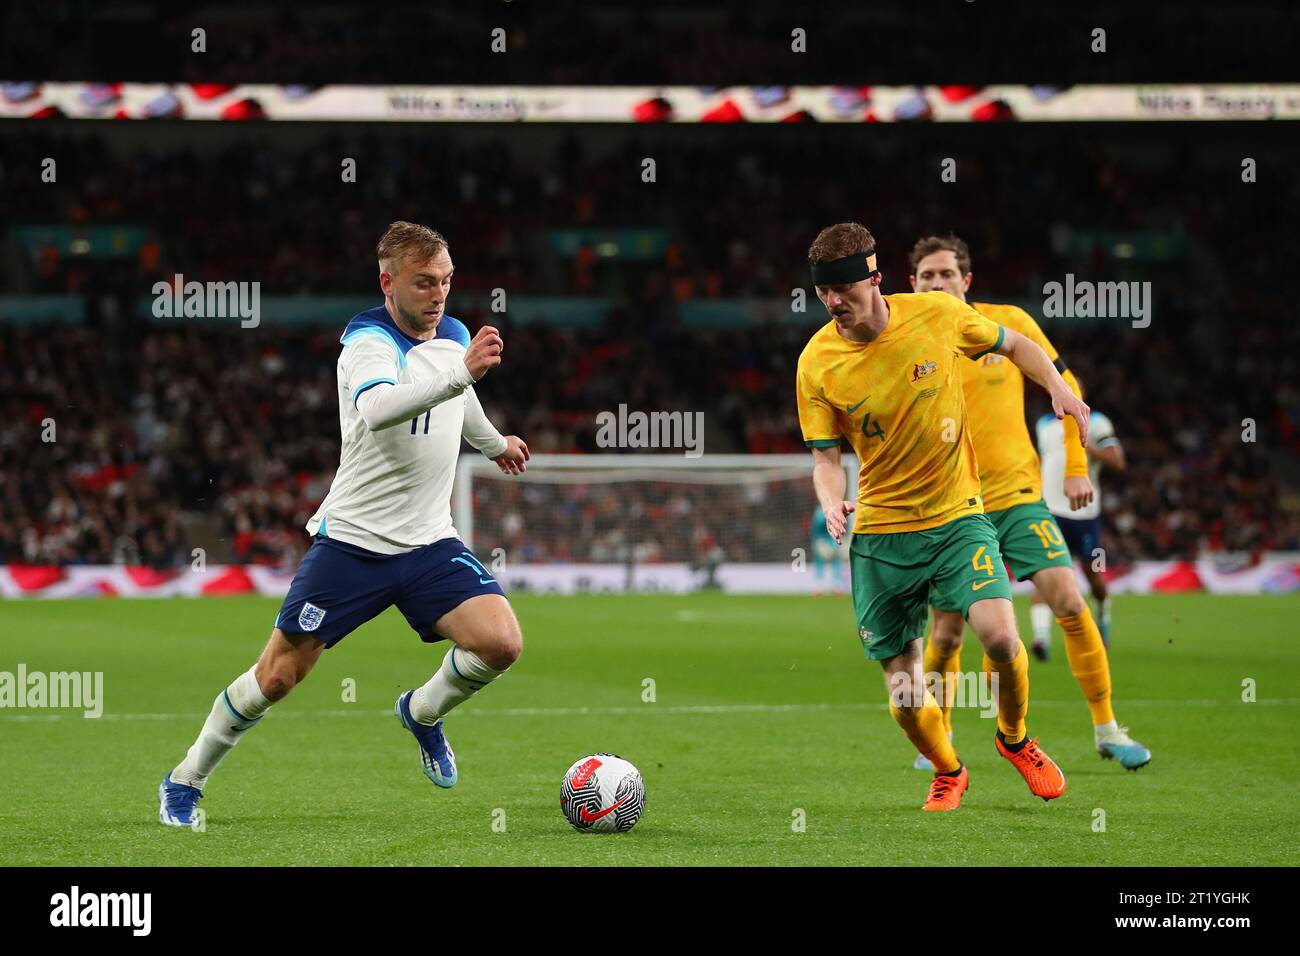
top-left (797, 222), bottom-right (1088, 810)
top-left (908, 234), bottom-right (1150, 772)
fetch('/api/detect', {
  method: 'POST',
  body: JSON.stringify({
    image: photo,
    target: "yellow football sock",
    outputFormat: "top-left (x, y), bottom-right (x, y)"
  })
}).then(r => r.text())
top-left (923, 639), bottom-right (962, 735)
top-left (1058, 604), bottom-right (1115, 725)
top-left (889, 690), bottom-right (960, 773)
top-left (983, 645), bottom-right (1029, 744)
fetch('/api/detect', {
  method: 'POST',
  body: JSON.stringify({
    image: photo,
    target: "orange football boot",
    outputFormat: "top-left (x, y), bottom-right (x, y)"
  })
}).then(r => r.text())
top-left (995, 734), bottom-right (1067, 801)
top-left (922, 766), bottom-right (969, 811)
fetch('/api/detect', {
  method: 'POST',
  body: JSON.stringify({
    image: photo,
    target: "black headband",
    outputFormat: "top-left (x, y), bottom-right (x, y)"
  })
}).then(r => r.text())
top-left (810, 249), bottom-right (880, 286)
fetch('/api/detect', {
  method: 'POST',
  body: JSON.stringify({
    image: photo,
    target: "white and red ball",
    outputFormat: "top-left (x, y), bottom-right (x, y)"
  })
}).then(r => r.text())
top-left (560, 753), bottom-right (645, 833)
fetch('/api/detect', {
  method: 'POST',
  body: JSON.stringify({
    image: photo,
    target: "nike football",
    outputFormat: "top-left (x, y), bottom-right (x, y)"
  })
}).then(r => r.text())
top-left (560, 753), bottom-right (645, 833)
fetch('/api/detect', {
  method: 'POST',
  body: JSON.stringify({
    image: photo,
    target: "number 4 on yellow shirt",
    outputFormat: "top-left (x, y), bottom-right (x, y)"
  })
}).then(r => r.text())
top-left (861, 411), bottom-right (885, 442)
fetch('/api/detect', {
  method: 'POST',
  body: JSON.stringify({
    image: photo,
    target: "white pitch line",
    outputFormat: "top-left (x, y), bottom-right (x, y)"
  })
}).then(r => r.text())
top-left (0, 697), bottom-right (1297, 722)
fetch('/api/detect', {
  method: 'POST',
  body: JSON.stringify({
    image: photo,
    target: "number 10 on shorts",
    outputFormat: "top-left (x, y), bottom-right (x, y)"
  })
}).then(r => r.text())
top-left (1028, 519), bottom-right (1065, 551)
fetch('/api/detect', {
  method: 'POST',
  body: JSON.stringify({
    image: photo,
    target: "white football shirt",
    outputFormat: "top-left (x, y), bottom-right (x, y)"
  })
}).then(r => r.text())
top-left (306, 305), bottom-right (506, 554)
top-left (1037, 410), bottom-right (1119, 520)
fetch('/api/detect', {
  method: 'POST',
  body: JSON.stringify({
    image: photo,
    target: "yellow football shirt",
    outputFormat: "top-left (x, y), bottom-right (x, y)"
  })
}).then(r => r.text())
top-left (962, 302), bottom-right (1087, 512)
top-left (796, 291), bottom-right (1004, 534)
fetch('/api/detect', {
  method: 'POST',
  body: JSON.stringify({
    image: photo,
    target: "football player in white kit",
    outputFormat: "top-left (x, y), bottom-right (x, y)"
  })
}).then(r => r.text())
top-left (160, 222), bottom-right (530, 826)
top-left (1031, 409), bottom-right (1126, 653)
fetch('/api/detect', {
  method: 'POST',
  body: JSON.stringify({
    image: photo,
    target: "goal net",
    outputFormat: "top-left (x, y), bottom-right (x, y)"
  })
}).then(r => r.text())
top-left (454, 454), bottom-right (856, 594)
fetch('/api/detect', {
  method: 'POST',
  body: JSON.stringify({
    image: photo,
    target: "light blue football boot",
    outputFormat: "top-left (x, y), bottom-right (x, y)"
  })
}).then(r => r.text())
top-left (1097, 725), bottom-right (1151, 770)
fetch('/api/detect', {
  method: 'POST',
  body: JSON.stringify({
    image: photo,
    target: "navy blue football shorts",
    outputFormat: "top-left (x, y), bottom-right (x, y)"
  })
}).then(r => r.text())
top-left (274, 535), bottom-right (506, 648)
top-left (1055, 514), bottom-right (1103, 563)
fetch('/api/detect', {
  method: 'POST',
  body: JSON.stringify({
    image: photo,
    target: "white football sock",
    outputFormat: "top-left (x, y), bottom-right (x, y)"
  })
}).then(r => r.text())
top-left (410, 647), bottom-right (504, 725)
top-left (1096, 595), bottom-right (1112, 630)
top-left (1094, 718), bottom-right (1120, 740)
top-left (1030, 603), bottom-right (1053, 644)
top-left (171, 666), bottom-right (273, 790)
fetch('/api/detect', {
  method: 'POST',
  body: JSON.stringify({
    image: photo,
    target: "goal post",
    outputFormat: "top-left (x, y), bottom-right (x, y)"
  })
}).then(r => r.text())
top-left (454, 454), bottom-right (857, 594)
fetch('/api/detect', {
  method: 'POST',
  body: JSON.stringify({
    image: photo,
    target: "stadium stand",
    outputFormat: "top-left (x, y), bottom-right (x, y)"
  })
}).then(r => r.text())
top-left (2, 123), bottom-right (1297, 565)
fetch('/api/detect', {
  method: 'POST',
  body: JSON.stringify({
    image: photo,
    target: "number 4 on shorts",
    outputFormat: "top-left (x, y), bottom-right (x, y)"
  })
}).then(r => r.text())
top-left (970, 545), bottom-right (998, 592)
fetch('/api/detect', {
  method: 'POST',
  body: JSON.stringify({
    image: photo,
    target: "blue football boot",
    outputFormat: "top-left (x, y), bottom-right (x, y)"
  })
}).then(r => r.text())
top-left (395, 690), bottom-right (458, 788)
top-left (158, 772), bottom-right (203, 827)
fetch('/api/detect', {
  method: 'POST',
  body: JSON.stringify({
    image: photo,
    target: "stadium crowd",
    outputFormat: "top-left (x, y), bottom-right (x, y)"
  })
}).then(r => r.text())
top-left (2, 123), bottom-right (1297, 566)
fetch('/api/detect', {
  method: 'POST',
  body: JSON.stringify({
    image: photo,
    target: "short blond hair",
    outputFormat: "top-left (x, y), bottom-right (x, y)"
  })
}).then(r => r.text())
top-left (376, 221), bottom-right (449, 276)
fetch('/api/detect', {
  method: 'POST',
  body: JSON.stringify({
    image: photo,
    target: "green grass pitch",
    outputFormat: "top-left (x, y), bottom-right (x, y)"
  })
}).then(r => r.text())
top-left (1, 593), bottom-right (1296, 866)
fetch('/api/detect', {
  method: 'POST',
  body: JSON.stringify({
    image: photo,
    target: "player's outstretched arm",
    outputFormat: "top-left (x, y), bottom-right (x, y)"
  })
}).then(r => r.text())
top-left (352, 325), bottom-right (506, 432)
top-left (356, 366), bottom-right (476, 431)
top-left (1006, 308), bottom-right (1092, 509)
top-left (490, 436), bottom-right (530, 475)
top-left (810, 445), bottom-right (855, 545)
top-left (1056, 366), bottom-right (1094, 509)
top-left (462, 385), bottom-right (530, 475)
top-left (997, 328), bottom-right (1090, 447)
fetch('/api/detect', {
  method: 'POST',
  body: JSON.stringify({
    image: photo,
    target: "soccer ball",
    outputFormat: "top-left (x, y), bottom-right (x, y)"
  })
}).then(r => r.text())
top-left (560, 753), bottom-right (645, 833)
